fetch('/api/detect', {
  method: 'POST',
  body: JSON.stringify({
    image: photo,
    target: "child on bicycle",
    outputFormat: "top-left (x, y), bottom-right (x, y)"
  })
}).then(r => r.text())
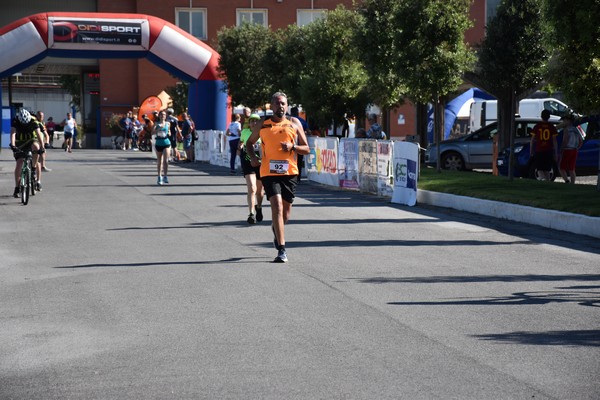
top-left (10, 109), bottom-right (44, 197)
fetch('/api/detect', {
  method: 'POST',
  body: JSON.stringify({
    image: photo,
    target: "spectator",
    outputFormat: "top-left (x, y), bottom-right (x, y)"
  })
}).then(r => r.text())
top-left (119, 111), bottom-right (134, 151)
top-left (558, 114), bottom-right (583, 184)
top-left (226, 113), bottom-right (242, 175)
top-left (166, 108), bottom-right (181, 162)
top-left (530, 109), bottom-right (559, 181)
top-left (46, 116), bottom-right (56, 148)
top-left (181, 112), bottom-right (194, 162)
top-left (366, 113), bottom-right (385, 139)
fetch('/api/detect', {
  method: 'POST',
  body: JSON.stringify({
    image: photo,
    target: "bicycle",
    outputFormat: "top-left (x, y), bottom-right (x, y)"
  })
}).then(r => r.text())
top-left (12, 145), bottom-right (36, 205)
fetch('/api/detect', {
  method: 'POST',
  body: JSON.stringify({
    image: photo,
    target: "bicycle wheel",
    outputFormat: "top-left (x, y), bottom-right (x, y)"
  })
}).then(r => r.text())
top-left (21, 165), bottom-right (30, 205)
top-left (29, 159), bottom-right (36, 197)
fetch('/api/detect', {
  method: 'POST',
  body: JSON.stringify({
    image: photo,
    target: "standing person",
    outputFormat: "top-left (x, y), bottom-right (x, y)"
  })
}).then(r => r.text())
top-left (181, 112), bottom-right (194, 162)
top-left (36, 111), bottom-right (51, 172)
top-left (166, 108), bottom-right (181, 162)
top-left (558, 114), bottom-right (583, 184)
top-left (61, 112), bottom-right (77, 153)
top-left (366, 113), bottom-right (385, 139)
top-left (132, 114), bottom-right (142, 151)
top-left (152, 110), bottom-right (171, 185)
top-left (9, 109), bottom-right (44, 196)
top-left (530, 109), bottom-right (559, 181)
top-left (246, 92), bottom-right (309, 263)
top-left (119, 111), bottom-right (134, 151)
top-left (239, 113), bottom-right (264, 224)
top-left (226, 113), bottom-right (242, 175)
top-left (46, 116), bottom-right (56, 148)
top-left (290, 107), bottom-right (308, 182)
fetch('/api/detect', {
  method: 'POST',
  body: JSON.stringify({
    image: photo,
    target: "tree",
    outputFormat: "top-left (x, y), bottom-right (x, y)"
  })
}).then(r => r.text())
top-left (216, 23), bottom-right (277, 110)
top-left (397, 0), bottom-right (475, 172)
top-left (543, 0), bottom-right (600, 114)
top-left (289, 6), bottom-right (369, 132)
top-left (356, 0), bottom-right (407, 133)
top-left (475, 0), bottom-right (548, 179)
top-left (59, 75), bottom-right (81, 113)
top-left (165, 82), bottom-right (189, 115)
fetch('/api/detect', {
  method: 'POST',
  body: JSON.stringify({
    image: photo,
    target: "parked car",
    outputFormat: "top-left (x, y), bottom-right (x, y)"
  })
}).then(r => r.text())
top-left (425, 118), bottom-right (542, 170)
top-left (497, 123), bottom-right (600, 179)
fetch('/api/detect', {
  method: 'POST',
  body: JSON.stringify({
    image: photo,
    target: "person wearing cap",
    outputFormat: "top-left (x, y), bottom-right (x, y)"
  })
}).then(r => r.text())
top-left (530, 109), bottom-right (559, 181)
top-left (166, 108), bottom-right (181, 162)
top-left (239, 113), bottom-right (264, 224)
top-left (558, 114), bottom-right (583, 184)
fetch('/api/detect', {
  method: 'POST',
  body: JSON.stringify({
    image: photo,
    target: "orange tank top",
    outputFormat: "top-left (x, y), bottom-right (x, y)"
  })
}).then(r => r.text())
top-left (259, 118), bottom-right (299, 177)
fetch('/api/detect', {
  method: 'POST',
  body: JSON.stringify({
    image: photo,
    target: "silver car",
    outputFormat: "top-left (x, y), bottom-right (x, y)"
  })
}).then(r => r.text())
top-left (425, 118), bottom-right (542, 170)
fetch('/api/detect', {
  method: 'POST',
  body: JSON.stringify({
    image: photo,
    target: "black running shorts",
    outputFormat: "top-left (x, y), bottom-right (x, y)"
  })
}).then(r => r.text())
top-left (262, 175), bottom-right (298, 203)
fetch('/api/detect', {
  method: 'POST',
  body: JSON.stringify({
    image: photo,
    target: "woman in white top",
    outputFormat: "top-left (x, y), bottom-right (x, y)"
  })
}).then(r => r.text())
top-left (62, 112), bottom-right (77, 153)
top-left (226, 113), bottom-right (242, 175)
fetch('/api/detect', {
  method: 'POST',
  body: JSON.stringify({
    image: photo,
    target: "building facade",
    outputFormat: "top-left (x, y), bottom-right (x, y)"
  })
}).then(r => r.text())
top-left (1, 0), bottom-right (492, 146)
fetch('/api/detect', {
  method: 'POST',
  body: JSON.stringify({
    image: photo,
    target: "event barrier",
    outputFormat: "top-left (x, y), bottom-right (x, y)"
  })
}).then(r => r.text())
top-left (193, 131), bottom-right (419, 206)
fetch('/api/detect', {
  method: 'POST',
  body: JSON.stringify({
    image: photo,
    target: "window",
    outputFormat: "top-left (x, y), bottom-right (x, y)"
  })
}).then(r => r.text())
top-left (486, 0), bottom-right (502, 22)
top-left (237, 9), bottom-right (267, 27)
top-left (297, 9), bottom-right (325, 26)
top-left (176, 8), bottom-right (207, 40)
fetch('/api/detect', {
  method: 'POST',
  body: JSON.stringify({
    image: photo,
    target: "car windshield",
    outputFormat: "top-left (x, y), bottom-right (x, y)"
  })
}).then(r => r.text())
top-left (544, 100), bottom-right (569, 117)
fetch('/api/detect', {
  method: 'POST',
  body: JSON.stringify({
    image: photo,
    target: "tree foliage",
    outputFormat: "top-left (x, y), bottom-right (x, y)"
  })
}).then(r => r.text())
top-left (293, 6), bottom-right (369, 130)
top-left (395, 0), bottom-right (474, 104)
top-left (543, 0), bottom-right (600, 113)
top-left (59, 75), bottom-right (81, 112)
top-left (476, 0), bottom-right (548, 164)
top-left (356, 0), bottom-right (405, 109)
top-left (165, 82), bottom-right (189, 115)
top-left (216, 23), bottom-right (277, 110)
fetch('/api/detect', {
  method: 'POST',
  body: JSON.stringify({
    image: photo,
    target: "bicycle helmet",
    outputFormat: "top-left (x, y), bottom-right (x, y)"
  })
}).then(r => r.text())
top-left (17, 109), bottom-right (32, 124)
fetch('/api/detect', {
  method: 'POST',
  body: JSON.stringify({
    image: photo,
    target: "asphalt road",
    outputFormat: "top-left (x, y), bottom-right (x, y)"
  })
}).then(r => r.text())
top-left (1, 149), bottom-right (599, 400)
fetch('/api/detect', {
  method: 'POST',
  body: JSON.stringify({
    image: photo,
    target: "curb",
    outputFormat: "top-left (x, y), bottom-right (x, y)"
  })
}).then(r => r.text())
top-left (417, 190), bottom-right (600, 239)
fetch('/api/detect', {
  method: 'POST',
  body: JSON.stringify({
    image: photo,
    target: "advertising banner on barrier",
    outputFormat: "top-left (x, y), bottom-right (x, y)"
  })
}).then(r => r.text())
top-left (306, 137), bottom-right (339, 186)
top-left (194, 130), bottom-right (211, 162)
top-left (358, 140), bottom-right (378, 193)
top-left (377, 141), bottom-right (394, 197)
top-left (391, 142), bottom-right (419, 206)
top-left (339, 139), bottom-right (359, 189)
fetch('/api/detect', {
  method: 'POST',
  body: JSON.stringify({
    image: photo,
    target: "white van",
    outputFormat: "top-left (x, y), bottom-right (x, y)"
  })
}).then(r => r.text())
top-left (469, 98), bottom-right (570, 132)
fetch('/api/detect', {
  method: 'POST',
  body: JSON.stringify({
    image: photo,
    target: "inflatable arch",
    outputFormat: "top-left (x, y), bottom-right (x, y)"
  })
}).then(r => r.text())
top-left (0, 12), bottom-right (230, 146)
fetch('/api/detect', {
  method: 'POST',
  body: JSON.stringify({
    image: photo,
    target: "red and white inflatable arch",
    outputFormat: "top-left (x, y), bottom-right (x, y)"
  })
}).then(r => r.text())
top-left (0, 12), bottom-right (229, 135)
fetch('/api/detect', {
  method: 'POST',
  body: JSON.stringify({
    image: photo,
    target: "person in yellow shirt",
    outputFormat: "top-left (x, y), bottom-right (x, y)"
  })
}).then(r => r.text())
top-left (245, 92), bottom-right (309, 263)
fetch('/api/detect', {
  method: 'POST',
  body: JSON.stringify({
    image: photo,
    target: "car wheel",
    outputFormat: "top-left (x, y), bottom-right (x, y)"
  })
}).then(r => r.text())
top-left (441, 152), bottom-right (465, 170)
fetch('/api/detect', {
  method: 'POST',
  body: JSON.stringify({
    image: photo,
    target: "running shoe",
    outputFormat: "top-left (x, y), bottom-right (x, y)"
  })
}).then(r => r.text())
top-left (274, 248), bottom-right (288, 263)
top-left (247, 213), bottom-right (256, 224)
top-left (163, 176), bottom-right (169, 184)
top-left (13, 187), bottom-right (19, 198)
top-left (35, 182), bottom-right (42, 191)
top-left (255, 206), bottom-right (263, 222)
top-left (42, 166), bottom-right (52, 172)
top-left (157, 176), bottom-right (163, 185)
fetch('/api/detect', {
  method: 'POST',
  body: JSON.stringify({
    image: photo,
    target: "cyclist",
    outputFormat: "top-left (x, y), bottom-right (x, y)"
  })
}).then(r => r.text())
top-left (10, 109), bottom-right (44, 197)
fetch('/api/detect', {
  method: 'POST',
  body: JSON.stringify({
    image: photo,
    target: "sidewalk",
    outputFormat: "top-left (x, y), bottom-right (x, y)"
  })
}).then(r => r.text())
top-left (417, 190), bottom-right (600, 239)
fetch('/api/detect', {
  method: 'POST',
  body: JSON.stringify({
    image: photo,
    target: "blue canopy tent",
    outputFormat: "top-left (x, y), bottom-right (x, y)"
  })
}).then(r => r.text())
top-left (427, 88), bottom-right (495, 143)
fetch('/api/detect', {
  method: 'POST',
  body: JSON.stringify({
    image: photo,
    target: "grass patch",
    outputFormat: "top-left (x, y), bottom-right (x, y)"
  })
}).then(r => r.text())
top-left (418, 167), bottom-right (600, 217)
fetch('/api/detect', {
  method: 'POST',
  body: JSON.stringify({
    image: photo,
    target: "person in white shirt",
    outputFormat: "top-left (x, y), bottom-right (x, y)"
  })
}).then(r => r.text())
top-left (226, 113), bottom-right (242, 175)
top-left (61, 112), bottom-right (77, 153)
